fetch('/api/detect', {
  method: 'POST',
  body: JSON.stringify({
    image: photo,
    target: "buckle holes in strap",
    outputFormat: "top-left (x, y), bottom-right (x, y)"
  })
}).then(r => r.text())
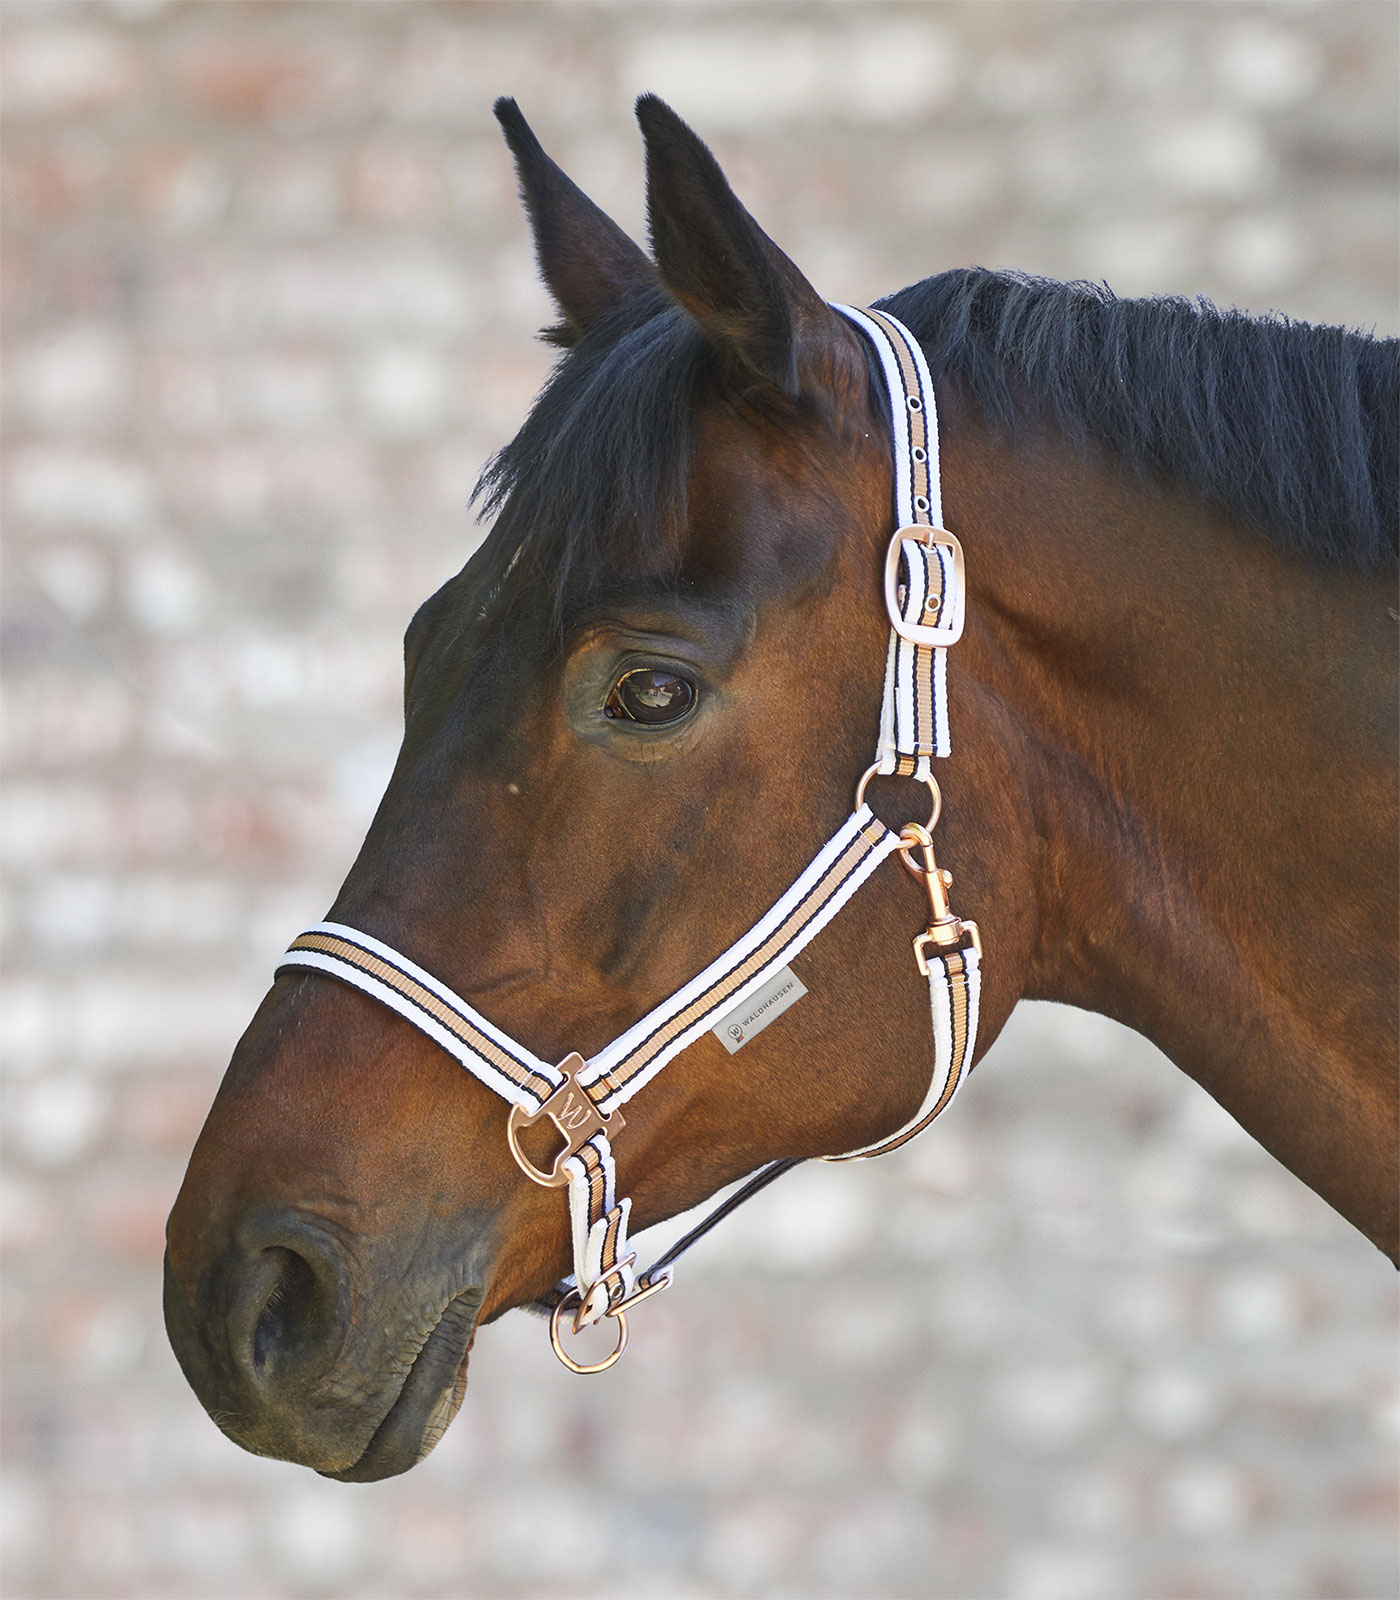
top-left (911, 446), bottom-right (927, 462)
top-left (914, 495), bottom-right (930, 514)
top-left (907, 395), bottom-right (923, 411)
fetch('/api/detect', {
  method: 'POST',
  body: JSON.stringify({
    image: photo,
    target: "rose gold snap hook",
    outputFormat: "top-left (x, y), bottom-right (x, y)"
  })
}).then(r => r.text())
top-left (549, 1292), bottom-right (628, 1375)
top-left (895, 822), bottom-right (984, 969)
top-left (854, 763), bottom-right (942, 834)
top-left (896, 821), bottom-right (937, 881)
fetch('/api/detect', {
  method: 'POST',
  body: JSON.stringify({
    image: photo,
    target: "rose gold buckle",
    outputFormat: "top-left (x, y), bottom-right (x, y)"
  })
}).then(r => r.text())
top-left (912, 920), bottom-right (982, 972)
top-left (885, 525), bottom-right (965, 647)
top-left (505, 1053), bottom-right (623, 1188)
top-left (573, 1253), bottom-right (638, 1330)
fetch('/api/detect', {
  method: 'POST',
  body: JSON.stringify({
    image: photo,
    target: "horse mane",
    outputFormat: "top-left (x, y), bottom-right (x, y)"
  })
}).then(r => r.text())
top-left (472, 271), bottom-right (1399, 621)
top-left (882, 269), bottom-right (1399, 570)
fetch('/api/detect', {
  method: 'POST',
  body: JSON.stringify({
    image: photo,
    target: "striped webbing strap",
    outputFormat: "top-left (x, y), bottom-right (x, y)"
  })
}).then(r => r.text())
top-left (277, 304), bottom-right (981, 1339)
top-left (834, 304), bottom-right (961, 776)
top-left (827, 939), bottom-right (980, 1161)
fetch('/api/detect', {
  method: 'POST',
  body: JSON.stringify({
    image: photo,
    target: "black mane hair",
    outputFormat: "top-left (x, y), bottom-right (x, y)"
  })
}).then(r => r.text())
top-left (883, 269), bottom-right (1398, 569)
top-left (472, 270), bottom-right (1399, 621)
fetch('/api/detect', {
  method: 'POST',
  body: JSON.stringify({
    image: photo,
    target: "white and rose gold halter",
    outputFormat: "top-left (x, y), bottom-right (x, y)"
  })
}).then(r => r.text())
top-left (277, 306), bottom-right (982, 1373)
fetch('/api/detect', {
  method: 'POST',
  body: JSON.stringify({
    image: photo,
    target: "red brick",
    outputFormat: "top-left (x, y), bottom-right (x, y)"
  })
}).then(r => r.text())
top-left (348, 143), bottom-right (445, 224)
top-left (129, 145), bottom-right (232, 231)
top-left (173, 37), bottom-right (362, 124)
top-left (2, 140), bottom-right (115, 224)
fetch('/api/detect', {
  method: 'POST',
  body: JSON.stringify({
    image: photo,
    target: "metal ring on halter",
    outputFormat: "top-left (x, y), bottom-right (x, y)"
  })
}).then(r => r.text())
top-left (549, 1292), bottom-right (629, 1374)
top-left (854, 762), bottom-right (942, 834)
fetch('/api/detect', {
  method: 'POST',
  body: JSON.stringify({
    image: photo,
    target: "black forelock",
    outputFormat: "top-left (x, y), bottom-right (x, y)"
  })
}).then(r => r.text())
top-left (470, 292), bottom-right (713, 629)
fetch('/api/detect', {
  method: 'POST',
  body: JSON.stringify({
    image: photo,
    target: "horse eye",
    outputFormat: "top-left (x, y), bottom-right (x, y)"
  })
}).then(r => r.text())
top-left (604, 668), bottom-right (696, 725)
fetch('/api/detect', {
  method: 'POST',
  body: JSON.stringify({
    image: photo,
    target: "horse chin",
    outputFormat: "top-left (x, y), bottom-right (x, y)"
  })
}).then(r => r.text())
top-left (319, 1292), bottom-right (479, 1483)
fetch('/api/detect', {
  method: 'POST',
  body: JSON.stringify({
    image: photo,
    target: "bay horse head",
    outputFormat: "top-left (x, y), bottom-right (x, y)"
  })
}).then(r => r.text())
top-left (165, 97), bottom-right (1399, 1481)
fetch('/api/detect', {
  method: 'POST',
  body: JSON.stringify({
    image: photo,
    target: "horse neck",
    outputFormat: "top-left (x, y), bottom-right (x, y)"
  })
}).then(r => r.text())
top-left (941, 404), bottom-right (1399, 1257)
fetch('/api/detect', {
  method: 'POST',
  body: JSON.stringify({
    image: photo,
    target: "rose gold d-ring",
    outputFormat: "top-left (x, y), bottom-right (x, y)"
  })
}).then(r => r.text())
top-left (853, 762), bottom-right (942, 833)
top-left (549, 1293), bottom-right (629, 1375)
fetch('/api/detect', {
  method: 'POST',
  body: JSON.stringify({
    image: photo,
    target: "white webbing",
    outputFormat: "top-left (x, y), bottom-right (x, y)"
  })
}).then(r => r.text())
top-left (829, 943), bottom-right (981, 1160)
top-left (582, 807), bottom-right (899, 1111)
top-left (834, 304), bottom-right (959, 774)
top-left (283, 924), bottom-right (561, 1109)
top-left (564, 1133), bottom-right (634, 1322)
top-left (833, 305), bottom-right (946, 526)
top-left (277, 927), bottom-right (633, 1320)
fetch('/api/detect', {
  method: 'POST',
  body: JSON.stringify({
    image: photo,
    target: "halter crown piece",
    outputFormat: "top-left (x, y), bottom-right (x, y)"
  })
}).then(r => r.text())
top-left (278, 306), bottom-right (982, 1373)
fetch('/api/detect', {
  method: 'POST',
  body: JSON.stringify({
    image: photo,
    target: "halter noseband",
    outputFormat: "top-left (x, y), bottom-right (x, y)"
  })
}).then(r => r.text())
top-left (277, 306), bottom-right (982, 1373)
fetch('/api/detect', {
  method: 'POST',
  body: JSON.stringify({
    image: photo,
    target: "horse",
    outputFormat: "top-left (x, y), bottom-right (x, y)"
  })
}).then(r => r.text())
top-left (164, 95), bottom-right (1398, 1483)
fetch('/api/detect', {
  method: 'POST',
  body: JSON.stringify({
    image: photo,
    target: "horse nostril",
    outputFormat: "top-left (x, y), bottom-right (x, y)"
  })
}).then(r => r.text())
top-left (227, 1216), bottom-right (351, 1395)
top-left (251, 1247), bottom-right (320, 1377)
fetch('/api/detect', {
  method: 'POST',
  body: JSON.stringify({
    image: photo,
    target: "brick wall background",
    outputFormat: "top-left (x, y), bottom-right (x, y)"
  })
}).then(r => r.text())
top-left (2, 3), bottom-right (1396, 1598)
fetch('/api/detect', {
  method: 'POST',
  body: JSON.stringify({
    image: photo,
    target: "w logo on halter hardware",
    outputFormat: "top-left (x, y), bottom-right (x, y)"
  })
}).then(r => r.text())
top-left (553, 1091), bottom-right (591, 1132)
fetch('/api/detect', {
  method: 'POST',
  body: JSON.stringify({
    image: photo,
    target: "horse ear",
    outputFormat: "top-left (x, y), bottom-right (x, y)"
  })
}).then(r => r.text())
top-left (636, 94), bottom-right (850, 397)
top-left (494, 98), bottom-right (659, 347)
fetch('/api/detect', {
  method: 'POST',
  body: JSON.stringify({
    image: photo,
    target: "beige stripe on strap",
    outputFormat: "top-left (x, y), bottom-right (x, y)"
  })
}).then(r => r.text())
top-left (287, 932), bottom-right (544, 1094)
top-left (595, 826), bottom-right (887, 1099)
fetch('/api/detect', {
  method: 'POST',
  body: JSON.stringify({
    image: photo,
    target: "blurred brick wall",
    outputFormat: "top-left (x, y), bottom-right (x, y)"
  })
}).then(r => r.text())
top-left (2, 3), bottom-right (1396, 1598)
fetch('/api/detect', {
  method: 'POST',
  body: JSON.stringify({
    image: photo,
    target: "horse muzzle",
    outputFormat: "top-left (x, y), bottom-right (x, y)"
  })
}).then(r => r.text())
top-left (162, 1206), bottom-right (483, 1481)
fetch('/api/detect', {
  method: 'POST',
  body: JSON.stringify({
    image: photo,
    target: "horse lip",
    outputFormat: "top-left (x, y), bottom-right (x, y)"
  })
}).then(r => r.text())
top-left (319, 1289), bottom-right (481, 1483)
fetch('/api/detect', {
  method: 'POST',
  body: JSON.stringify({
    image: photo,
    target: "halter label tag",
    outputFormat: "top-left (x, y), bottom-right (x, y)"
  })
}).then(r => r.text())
top-left (712, 967), bottom-right (808, 1054)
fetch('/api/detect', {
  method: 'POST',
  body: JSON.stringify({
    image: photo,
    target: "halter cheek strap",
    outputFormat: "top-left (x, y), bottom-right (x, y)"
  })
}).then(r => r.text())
top-left (836, 303), bottom-right (962, 774)
top-left (276, 305), bottom-right (982, 1369)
